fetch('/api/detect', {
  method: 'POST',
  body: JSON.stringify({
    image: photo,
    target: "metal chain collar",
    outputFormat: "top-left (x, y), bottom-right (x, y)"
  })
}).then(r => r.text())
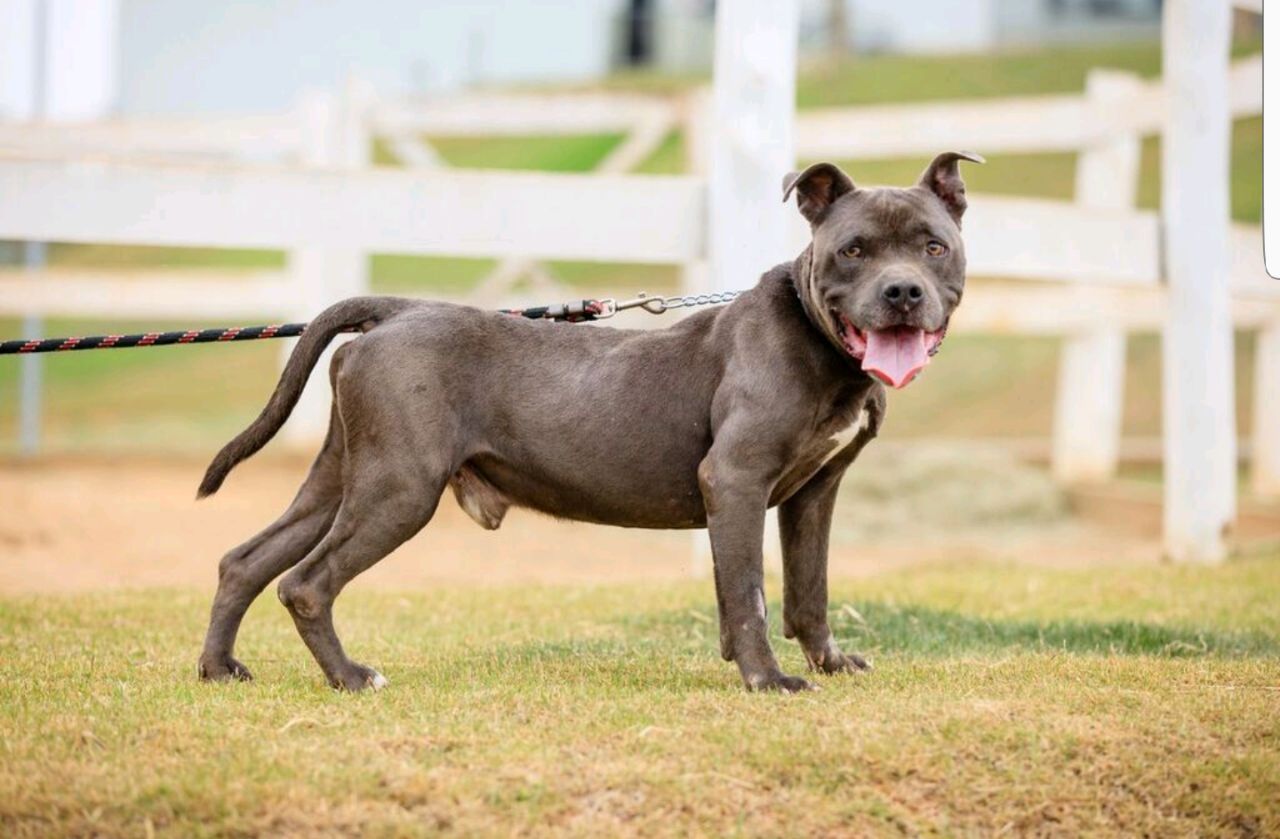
top-left (594, 290), bottom-right (745, 319)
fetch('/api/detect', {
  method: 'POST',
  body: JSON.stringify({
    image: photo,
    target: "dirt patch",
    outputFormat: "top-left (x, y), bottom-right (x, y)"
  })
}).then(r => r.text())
top-left (0, 451), bottom-right (1162, 595)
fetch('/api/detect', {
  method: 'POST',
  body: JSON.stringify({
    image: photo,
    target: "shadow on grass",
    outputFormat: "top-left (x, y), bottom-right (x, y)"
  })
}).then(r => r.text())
top-left (613, 602), bottom-right (1280, 660)
top-left (428, 603), bottom-right (1278, 693)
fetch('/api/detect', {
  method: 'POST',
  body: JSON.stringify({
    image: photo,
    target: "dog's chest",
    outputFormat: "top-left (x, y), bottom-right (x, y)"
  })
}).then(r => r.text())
top-left (819, 409), bottom-right (870, 466)
top-left (772, 405), bottom-right (872, 504)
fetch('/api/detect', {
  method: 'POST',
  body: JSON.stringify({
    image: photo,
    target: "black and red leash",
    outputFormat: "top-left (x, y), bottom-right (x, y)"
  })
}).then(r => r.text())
top-left (0, 291), bottom-right (746, 357)
top-left (0, 323), bottom-right (309, 356)
top-left (0, 297), bottom-right (618, 357)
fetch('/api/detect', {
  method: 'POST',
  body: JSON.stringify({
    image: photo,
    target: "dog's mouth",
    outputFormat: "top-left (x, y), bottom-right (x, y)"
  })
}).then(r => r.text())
top-left (834, 312), bottom-right (946, 389)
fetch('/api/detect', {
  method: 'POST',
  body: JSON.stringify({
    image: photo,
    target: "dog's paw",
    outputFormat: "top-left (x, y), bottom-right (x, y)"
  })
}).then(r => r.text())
top-left (329, 663), bottom-right (388, 693)
top-left (823, 650), bottom-right (873, 675)
top-left (198, 655), bottom-right (254, 682)
top-left (744, 671), bottom-right (819, 693)
top-left (804, 644), bottom-right (873, 676)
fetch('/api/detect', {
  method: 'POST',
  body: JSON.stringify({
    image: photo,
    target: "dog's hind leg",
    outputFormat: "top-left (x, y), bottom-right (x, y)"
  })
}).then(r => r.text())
top-left (276, 462), bottom-right (446, 691)
top-left (197, 404), bottom-right (344, 682)
top-left (275, 351), bottom-right (454, 690)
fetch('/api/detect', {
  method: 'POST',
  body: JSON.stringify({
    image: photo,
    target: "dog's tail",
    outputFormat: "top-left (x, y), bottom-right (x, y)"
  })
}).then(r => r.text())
top-left (197, 296), bottom-right (409, 499)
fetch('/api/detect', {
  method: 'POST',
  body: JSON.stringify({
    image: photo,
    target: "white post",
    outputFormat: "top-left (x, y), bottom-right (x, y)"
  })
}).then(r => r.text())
top-left (1252, 320), bottom-right (1280, 497)
top-left (1261, 0), bottom-right (1280, 496)
top-left (680, 87), bottom-right (712, 309)
top-left (708, 0), bottom-right (798, 298)
top-left (692, 0), bottom-right (799, 578)
top-left (281, 82), bottom-right (373, 446)
top-left (1051, 70), bottom-right (1143, 484)
top-left (12, 0), bottom-right (119, 455)
top-left (18, 242), bottom-right (45, 456)
top-left (1161, 0), bottom-right (1236, 563)
top-left (16, 0), bottom-right (48, 457)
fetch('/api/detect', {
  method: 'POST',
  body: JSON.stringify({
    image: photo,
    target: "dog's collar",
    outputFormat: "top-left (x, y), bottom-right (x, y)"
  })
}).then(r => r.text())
top-left (791, 246), bottom-right (949, 364)
top-left (792, 247), bottom-right (856, 364)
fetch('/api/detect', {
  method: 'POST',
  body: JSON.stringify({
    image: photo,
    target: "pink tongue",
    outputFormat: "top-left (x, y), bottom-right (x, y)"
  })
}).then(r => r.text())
top-left (862, 327), bottom-right (929, 389)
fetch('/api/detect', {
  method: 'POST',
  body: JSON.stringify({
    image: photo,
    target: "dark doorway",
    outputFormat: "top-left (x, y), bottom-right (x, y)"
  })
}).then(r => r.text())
top-left (626, 0), bottom-right (653, 65)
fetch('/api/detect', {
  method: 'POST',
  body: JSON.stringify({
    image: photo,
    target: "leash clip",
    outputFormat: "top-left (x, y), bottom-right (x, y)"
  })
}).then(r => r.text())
top-left (606, 292), bottom-right (668, 316)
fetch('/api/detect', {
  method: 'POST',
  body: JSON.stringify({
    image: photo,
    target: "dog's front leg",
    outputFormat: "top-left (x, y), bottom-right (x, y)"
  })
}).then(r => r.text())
top-left (779, 470), bottom-right (871, 676)
top-left (698, 455), bottom-right (814, 693)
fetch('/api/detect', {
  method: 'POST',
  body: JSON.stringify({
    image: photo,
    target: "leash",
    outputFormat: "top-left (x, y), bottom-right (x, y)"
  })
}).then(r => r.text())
top-left (0, 290), bottom-right (744, 356)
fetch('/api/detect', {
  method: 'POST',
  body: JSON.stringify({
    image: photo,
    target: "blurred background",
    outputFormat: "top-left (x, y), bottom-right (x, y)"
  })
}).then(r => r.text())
top-left (0, 0), bottom-right (1272, 588)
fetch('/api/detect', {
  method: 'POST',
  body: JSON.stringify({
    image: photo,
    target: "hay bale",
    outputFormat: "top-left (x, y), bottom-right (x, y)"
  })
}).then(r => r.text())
top-left (833, 442), bottom-right (1068, 541)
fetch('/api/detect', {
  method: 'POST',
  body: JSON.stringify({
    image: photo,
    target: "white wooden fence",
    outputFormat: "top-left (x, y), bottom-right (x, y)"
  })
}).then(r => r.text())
top-left (0, 0), bottom-right (1269, 564)
top-left (789, 52), bottom-right (1275, 514)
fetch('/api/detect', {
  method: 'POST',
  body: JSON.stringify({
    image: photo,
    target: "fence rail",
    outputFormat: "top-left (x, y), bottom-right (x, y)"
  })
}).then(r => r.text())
top-left (372, 93), bottom-right (676, 138)
top-left (793, 55), bottom-right (1260, 160)
top-left (0, 153), bottom-right (704, 264)
top-left (0, 41), bottom-right (1273, 562)
top-left (0, 271), bottom-right (296, 319)
top-left (0, 113), bottom-right (301, 161)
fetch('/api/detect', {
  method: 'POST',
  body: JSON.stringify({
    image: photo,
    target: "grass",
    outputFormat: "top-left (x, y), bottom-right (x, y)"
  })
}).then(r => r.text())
top-left (373, 133), bottom-right (627, 172)
top-left (829, 115), bottom-right (1262, 228)
top-left (601, 36), bottom-right (1258, 105)
top-left (1, 556), bottom-right (1276, 836)
top-left (2, 37), bottom-right (1274, 837)
top-left (38, 243), bottom-right (284, 271)
top-left (795, 40), bottom-right (1167, 107)
top-left (0, 316), bottom-right (281, 451)
top-left (794, 37), bottom-right (1260, 108)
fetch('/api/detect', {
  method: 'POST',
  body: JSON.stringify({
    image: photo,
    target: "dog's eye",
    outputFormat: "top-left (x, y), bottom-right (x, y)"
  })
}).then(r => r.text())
top-left (840, 245), bottom-right (863, 259)
top-left (925, 241), bottom-right (948, 257)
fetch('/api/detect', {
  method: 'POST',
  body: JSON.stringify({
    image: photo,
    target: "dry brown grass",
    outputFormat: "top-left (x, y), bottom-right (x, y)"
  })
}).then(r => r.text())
top-left (0, 556), bottom-right (1276, 836)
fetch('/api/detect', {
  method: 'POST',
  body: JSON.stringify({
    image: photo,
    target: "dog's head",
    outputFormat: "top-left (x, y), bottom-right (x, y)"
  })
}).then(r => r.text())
top-left (784, 152), bottom-right (983, 388)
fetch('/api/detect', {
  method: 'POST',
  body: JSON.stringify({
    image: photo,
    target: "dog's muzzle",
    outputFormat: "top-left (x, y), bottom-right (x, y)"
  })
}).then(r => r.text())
top-left (834, 313), bottom-right (947, 389)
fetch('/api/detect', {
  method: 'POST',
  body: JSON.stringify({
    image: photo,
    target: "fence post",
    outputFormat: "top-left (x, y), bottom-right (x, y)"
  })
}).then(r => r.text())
top-left (682, 90), bottom-right (714, 577)
top-left (690, 0), bottom-right (799, 579)
top-left (1051, 69), bottom-right (1142, 484)
top-left (680, 87), bottom-right (712, 309)
top-left (1161, 0), bottom-right (1236, 563)
top-left (18, 242), bottom-right (45, 456)
top-left (1252, 320), bottom-right (1280, 496)
top-left (16, 1), bottom-right (49, 457)
top-left (281, 81), bottom-right (373, 447)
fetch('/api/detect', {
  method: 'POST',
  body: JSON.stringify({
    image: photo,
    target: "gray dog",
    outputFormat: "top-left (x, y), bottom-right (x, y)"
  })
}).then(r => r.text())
top-left (196, 152), bottom-right (981, 693)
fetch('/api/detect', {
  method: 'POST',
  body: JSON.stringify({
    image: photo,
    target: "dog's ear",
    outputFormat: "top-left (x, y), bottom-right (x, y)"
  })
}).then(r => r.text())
top-left (917, 151), bottom-right (984, 224)
top-left (782, 163), bottom-right (855, 224)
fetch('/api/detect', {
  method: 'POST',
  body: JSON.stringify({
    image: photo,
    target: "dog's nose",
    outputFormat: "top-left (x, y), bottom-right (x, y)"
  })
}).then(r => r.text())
top-left (882, 281), bottom-right (925, 312)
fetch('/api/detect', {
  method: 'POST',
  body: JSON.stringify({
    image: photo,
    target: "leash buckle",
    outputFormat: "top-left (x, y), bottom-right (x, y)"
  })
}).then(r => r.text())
top-left (611, 292), bottom-right (669, 316)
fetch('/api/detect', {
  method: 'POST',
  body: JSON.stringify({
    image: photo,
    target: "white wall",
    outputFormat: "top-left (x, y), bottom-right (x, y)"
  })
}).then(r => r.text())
top-left (0, 0), bottom-right (119, 121)
top-left (0, 0), bottom-right (39, 119)
top-left (849, 0), bottom-right (997, 53)
top-left (116, 0), bottom-right (620, 116)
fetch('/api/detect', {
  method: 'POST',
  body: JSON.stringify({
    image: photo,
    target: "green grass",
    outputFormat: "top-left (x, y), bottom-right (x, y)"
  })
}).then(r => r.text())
top-left (882, 330), bottom-right (1259, 441)
top-left (830, 115), bottom-right (1262, 225)
top-left (795, 37), bottom-right (1257, 108)
top-left (372, 133), bottom-right (627, 172)
top-left (598, 37), bottom-right (1259, 107)
top-left (367, 128), bottom-right (684, 297)
top-left (1, 557), bottom-right (1276, 836)
top-left (797, 40), bottom-right (1165, 108)
top-left (0, 316), bottom-right (279, 451)
top-left (38, 243), bottom-right (285, 270)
